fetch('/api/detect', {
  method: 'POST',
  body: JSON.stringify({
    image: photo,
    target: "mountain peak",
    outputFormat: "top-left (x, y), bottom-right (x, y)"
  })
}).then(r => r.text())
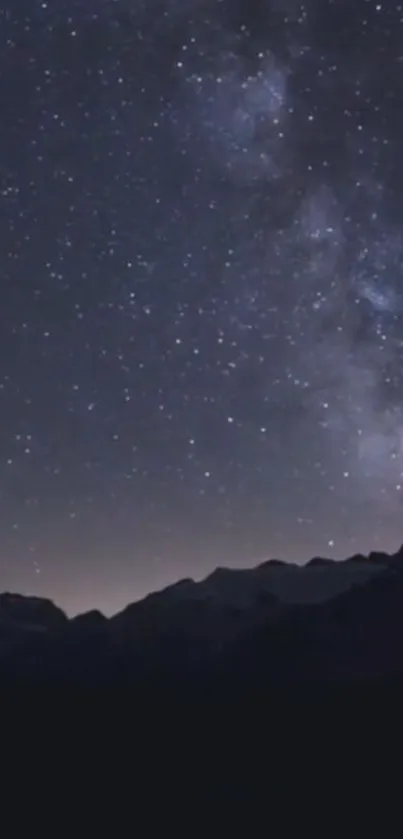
top-left (0, 592), bottom-right (67, 629)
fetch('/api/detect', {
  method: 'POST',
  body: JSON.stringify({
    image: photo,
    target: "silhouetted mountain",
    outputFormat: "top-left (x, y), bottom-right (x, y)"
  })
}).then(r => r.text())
top-left (72, 609), bottom-right (107, 628)
top-left (307, 556), bottom-right (335, 567)
top-left (0, 592), bottom-right (67, 630)
top-left (1, 547), bottom-right (403, 688)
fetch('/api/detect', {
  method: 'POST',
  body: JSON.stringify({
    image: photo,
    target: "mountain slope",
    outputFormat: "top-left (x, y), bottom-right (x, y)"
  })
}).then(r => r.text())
top-left (0, 546), bottom-right (402, 686)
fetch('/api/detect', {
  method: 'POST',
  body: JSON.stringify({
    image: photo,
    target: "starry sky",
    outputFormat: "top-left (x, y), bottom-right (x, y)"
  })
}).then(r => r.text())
top-left (1, 0), bottom-right (403, 616)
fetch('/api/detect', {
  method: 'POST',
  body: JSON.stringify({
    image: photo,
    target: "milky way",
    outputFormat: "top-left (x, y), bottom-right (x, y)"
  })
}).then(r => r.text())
top-left (1, 1), bottom-right (403, 615)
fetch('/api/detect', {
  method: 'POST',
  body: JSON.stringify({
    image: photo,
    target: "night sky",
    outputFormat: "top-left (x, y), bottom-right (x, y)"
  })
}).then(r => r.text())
top-left (1, 0), bottom-right (403, 616)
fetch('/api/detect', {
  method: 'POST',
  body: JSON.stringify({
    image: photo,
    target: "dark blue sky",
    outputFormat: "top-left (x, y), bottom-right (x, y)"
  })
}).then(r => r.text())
top-left (1, 0), bottom-right (403, 615)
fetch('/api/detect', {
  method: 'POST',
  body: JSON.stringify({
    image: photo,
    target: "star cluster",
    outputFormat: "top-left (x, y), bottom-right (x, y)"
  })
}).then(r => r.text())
top-left (1, 0), bottom-right (403, 614)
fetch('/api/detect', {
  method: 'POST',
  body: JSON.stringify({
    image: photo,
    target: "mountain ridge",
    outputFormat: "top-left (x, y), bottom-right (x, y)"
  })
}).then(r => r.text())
top-left (1, 546), bottom-right (403, 686)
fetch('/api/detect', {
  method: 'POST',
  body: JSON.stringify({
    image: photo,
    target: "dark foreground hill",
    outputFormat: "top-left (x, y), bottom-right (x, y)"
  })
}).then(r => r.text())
top-left (1, 547), bottom-right (403, 689)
